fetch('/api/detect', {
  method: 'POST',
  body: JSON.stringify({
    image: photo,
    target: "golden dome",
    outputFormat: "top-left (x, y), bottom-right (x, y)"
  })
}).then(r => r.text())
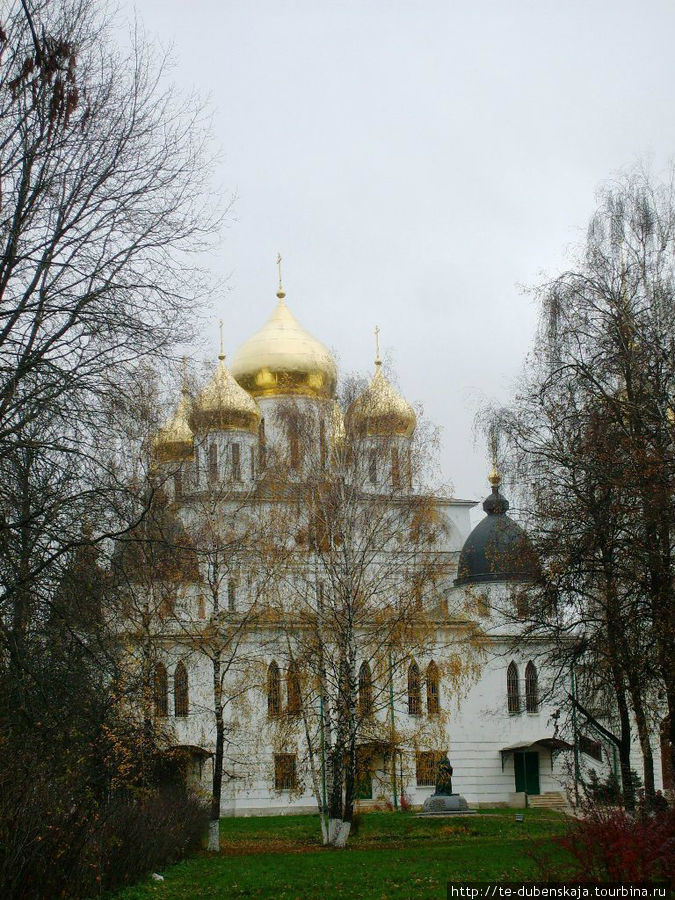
top-left (153, 392), bottom-right (194, 463)
top-left (230, 296), bottom-right (337, 400)
top-left (190, 355), bottom-right (261, 434)
top-left (345, 362), bottom-right (417, 438)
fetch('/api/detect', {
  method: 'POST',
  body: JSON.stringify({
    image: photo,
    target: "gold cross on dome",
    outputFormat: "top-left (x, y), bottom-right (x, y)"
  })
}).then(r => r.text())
top-left (219, 319), bottom-right (225, 360)
top-left (276, 253), bottom-right (285, 299)
top-left (374, 325), bottom-right (381, 366)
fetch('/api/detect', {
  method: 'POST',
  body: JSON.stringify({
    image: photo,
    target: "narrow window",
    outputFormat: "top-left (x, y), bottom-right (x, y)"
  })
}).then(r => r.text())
top-left (274, 753), bottom-right (298, 790)
top-left (232, 442), bottom-right (241, 481)
top-left (289, 432), bottom-right (300, 470)
top-left (408, 661), bottom-right (421, 715)
top-left (407, 446), bottom-right (412, 489)
top-left (174, 661), bottom-right (189, 717)
top-left (153, 663), bottom-right (168, 717)
top-left (268, 661), bottom-right (281, 718)
top-left (227, 579), bottom-right (236, 612)
top-left (287, 662), bottom-right (301, 715)
top-left (368, 449), bottom-right (377, 484)
top-left (525, 661), bottom-right (539, 713)
top-left (258, 419), bottom-right (266, 468)
top-left (209, 443), bottom-right (218, 483)
top-left (197, 595), bottom-right (206, 619)
top-left (426, 661), bottom-right (440, 714)
top-left (391, 446), bottom-right (400, 489)
top-left (320, 420), bottom-right (327, 469)
top-left (194, 447), bottom-right (200, 486)
top-left (173, 470), bottom-right (183, 498)
top-left (250, 447), bottom-right (255, 480)
top-left (416, 751), bottom-right (442, 787)
top-left (507, 661), bottom-right (521, 714)
top-left (358, 661), bottom-right (373, 718)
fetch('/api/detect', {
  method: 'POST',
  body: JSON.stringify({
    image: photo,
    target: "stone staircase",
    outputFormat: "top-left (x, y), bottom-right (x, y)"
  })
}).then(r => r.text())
top-left (527, 791), bottom-right (567, 810)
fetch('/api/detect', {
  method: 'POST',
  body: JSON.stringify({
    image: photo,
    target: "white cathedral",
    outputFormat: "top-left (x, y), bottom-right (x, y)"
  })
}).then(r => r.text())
top-left (141, 272), bottom-right (666, 816)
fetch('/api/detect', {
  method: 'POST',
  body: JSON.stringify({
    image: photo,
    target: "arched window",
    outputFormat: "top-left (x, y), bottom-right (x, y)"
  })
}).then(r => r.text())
top-left (368, 449), bottom-right (377, 484)
top-left (193, 446), bottom-right (201, 486)
top-left (289, 432), bottom-right (300, 470)
top-left (525, 661), bottom-right (539, 713)
top-left (267, 661), bottom-right (281, 718)
top-left (408, 661), bottom-right (421, 715)
top-left (153, 662), bottom-right (168, 717)
top-left (174, 661), bottom-right (189, 717)
top-left (319, 420), bottom-right (327, 469)
top-left (287, 662), bottom-right (301, 715)
top-left (231, 442), bottom-right (241, 481)
top-left (426, 661), bottom-right (440, 714)
top-left (358, 662), bottom-right (373, 717)
top-left (507, 661), bottom-right (521, 714)
top-left (173, 470), bottom-right (183, 498)
top-left (209, 443), bottom-right (218, 483)
top-left (258, 419), bottom-right (266, 468)
top-left (391, 446), bottom-right (400, 489)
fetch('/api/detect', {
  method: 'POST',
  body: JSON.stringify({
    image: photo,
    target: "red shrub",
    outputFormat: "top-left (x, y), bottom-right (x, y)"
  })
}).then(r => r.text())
top-left (557, 806), bottom-right (675, 882)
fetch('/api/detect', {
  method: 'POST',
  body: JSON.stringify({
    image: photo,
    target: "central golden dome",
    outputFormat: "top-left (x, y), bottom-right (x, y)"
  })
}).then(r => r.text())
top-left (230, 297), bottom-right (337, 399)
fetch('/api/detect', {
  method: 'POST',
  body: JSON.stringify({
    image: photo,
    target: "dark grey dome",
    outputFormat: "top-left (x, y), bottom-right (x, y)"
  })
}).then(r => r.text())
top-left (454, 482), bottom-right (537, 586)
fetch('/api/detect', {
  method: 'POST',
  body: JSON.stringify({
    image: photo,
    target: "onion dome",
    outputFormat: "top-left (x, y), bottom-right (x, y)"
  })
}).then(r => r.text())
top-left (230, 267), bottom-right (337, 399)
top-left (345, 329), bottom-right (416, 437)
top-left (190, 333), bottom-right (261, 434)
top-left (153, 390), bottom-right (194, 464)
top-left (454, 468), bottom-right (537, 586)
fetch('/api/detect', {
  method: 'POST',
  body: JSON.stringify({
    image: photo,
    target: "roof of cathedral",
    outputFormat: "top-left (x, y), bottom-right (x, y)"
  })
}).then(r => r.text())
top-left (454, 470), bottom-right (537, 586)
top-left (230, 276), bottom-right (337, 400)
top-left (153, 390), bottom-right (194, 463)
top-left (190, 350), bottom-right (261, 435)
top-left (345, 337), bottom-right (416, 438)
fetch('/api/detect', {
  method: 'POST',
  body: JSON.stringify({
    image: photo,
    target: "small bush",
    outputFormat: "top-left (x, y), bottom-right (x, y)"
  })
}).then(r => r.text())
top-left (555, 806), bottom-right (674, 882)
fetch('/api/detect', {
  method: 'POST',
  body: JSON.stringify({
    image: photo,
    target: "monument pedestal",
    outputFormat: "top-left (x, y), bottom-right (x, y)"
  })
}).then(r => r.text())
top-left (421, 793), bottom-right (474, 814)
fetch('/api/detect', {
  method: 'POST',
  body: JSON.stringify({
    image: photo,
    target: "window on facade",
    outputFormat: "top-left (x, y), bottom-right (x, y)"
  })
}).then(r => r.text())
top-left (287, 662), bottom-right (301, 715)
top-left (267, 661), bottom-right (281, 718)
top-left (407, 446), bottom-right (413, 489)
top-left (391, 446), bottom-right (400, 489)
top-left (426, 661), bottom-right (440, 714)
top-left (209, 443), bottom-right (218, 483)
top-left (525, 661), bottom-right (539, 713)
top-left (579, 734), bottom-right (602, 761)
top-left (227, 579), bottom-right (237, 612)
top-left (358, 661), bottom-right (373, 718)
top-left (507, 661), bottom-right (521, 714)
top-left (174, 661), bottom-right (189, 717)
top-left (193, 448), bottom-right (200, 486)
top-left (416, 751), bottom-right (443, 787)
top-left (153, 663), bottom-right (168, 717)
top-left (274, 753), bottom-right (297, 790)
top-left (197, 595), bottom-right (206, 619)
top-left (231, 442), bottom-right (241, 481)
top-left (320, 420), bottom-right (327, 470)
top-left (368, 449), bottom-right (377, 484)
top-left (258, 419), bottom-right (266, 468)
top-left (173, 470), bottom-right (183, 498)
top-left (289, 432), bottom-right (300, 470)
top-left (250, 447), bottom-right (255, 480)
top-left (408, 661), bottom-right (421, 715)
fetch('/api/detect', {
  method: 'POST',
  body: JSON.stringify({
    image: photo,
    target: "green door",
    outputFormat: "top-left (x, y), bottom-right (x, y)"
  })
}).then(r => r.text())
top-left (514, 751), bottom-right (540, 795)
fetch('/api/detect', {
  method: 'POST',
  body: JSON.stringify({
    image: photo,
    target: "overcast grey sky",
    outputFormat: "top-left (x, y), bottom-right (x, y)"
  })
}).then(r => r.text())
top-left (130, 0), bottom-right (675, 510)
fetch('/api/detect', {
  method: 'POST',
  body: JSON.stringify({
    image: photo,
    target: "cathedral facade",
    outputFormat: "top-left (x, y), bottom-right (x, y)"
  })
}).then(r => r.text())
top-left (143, 277), bottom-right (662, 815)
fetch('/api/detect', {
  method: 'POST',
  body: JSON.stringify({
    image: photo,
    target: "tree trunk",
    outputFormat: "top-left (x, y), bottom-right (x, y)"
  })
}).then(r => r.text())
top-left (209, 652), bottom-right (224, 852)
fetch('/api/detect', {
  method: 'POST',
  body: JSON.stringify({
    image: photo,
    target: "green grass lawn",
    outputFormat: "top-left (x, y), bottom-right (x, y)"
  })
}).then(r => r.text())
top-left (115, 809), bottom-right (570, 900)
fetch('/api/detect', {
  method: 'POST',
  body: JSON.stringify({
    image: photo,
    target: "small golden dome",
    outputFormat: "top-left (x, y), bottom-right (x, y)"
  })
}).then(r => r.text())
top-left (230, 297), bottom-right (337, 400)
top-left (190, 356), bottom-right (261, 434)
top-left (345, 363), bottom-right (417, 438)
top-left (153, 392), bottom-right (194, 463)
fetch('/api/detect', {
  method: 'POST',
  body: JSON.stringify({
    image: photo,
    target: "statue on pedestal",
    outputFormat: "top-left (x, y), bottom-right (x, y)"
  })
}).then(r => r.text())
top-left (420, 754), bottom-right (472, 815)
